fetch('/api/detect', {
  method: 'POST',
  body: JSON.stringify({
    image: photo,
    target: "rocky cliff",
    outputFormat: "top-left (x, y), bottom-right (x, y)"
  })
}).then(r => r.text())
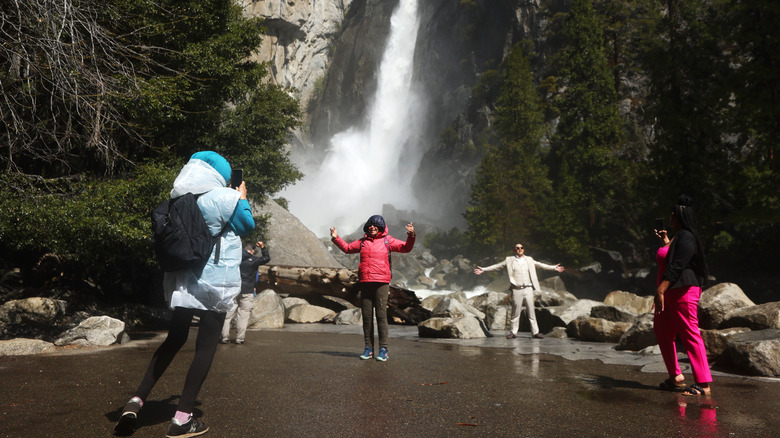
top-left (247, 0), bottom-right (555, 228)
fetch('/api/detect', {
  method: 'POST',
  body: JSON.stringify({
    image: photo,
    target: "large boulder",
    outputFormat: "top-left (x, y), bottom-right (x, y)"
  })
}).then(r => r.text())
top-left (334, 308), bottom-right (362, 325)
top-left (590, 305), bottom-right (640, 323)
top-left (0, 338), bottom-right (57, 356)
top-left (254, 199), bottom-right (343, 268)
top-left (431, 297), bottom-right (485, 320)
top-left (418, 316), bottom-right (486, 339)
top-left (466, 292), bottom-right (510, 331)
top-left (603, 290), bottom-right (653, 315)
top-left (700, 327), bottom-right (751, 357)
top-left (719, 301), bottom-right (780, 331)
top-left (616, 313), bottom-right (657, 351)
top-left (567, 316), bottom-right (632, 343)
top-left (537, 277), bottom-right (577, 307)
top-left (484, 305), bottom-right (510, 331)
top-left (0, 297), bottom-right (67, 325)
top-left (420, 294), bottom-right (447, 311)
top-left (717, 329), bottom-right (780, 377)
top-left (698, 283), bottom-right (755, 329)
top-left (248, 290), bottom-right (285, 329)
top-left (285, 303), bottom-right (337, 323)
top-left (536, 299), bottom-right (603, 333)
top-left (54, 316), bottom-right (128, 347)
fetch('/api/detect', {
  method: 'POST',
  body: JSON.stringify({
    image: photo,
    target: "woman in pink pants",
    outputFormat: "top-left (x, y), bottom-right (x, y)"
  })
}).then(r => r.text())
top-left (653, 195), bottom-right (712, 396)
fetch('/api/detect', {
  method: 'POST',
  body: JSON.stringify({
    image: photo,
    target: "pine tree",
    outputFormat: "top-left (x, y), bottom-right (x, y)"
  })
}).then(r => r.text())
top-left (546, 0), bottom-right (625, 263)
top-left (466, 44), bottom-right (552, 256)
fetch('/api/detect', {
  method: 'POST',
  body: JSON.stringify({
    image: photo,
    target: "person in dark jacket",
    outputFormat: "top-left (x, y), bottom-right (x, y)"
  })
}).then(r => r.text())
top-left (220, 242), bottom-right (270, 344)
top-left (330, 215), bottom-right (415, 362)
top-left (653, 195), bottom-right (712, 396)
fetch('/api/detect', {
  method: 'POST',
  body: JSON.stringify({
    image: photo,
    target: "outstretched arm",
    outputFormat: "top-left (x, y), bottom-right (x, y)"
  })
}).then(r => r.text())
top-left (475, 259), bottom-right (507, 275)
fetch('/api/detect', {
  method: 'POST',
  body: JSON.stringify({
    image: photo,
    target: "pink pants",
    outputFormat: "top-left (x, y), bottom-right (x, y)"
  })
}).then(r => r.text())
top-left (653, 286), bottom-right (713, 384)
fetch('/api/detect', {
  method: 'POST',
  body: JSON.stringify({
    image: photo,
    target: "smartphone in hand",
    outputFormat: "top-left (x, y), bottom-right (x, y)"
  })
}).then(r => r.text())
top-left (654, 217), bottom-right (664, 232)
top-left (231, 169), bottom-right (243, 188)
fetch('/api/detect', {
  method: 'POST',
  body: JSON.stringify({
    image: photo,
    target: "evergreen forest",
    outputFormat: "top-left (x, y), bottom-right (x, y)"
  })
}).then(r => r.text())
top-left (463, 0), bottom-right (778, 298)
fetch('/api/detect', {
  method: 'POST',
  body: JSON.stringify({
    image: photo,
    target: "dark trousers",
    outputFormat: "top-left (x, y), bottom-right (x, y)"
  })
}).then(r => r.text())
top-left (135, 307), bottom-right (226, 413)
top-left (360, 282), bottom-right (389, 350)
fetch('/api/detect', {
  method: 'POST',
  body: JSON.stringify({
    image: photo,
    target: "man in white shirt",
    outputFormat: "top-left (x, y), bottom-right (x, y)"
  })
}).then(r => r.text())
top-left (474, 243), bottom-right (564, 339)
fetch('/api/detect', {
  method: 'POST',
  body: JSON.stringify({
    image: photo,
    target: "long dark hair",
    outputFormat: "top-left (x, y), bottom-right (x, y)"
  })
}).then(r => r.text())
top-left (672, 194), bottom-right (709, 282)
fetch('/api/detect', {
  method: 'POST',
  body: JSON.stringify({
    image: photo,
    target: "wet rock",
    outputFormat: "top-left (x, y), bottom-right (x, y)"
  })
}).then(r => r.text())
top-left (616, 313), bottom-right (657, 351)
top-left (0, 338), bottom-right (57, 356)
top-left (698, 283), bottom-right (755, 330)
top-left (718, 329), bottom-right (780, 377)
top-left (248, 290), bottom-right (285, 329)
top-left (334, 308), bottom-right (362, 325)
top-left (54, 316), bottom-right (127, 347)
top-left (590, 305), bottom-right (639, 323)
top-left (720, 301), bottom-right (780, 330)
top-left (603, 290), bottom-right (653, 315)
top-left (567, 316), bottom-right (632, 343)
top-left (418, 316), bottom-right (486, 339)
top-left (700, 327), bottom-right (751, 357)
top-left (416, 275), bottom-right (436, 288)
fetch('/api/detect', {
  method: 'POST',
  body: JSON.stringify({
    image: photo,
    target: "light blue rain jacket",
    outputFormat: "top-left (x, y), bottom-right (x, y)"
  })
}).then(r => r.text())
top-left (163, 157), bottom-right (248, 312)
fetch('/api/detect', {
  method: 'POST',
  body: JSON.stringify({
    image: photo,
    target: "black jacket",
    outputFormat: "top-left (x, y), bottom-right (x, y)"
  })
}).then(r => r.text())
top-left (663, 229), bottom-right (706, 289)
top-left (239, 247), bottom-right (270, 294)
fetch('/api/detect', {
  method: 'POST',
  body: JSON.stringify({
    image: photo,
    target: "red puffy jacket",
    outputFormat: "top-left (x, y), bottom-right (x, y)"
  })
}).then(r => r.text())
top-left (331, 226), bottom-right (415, 283)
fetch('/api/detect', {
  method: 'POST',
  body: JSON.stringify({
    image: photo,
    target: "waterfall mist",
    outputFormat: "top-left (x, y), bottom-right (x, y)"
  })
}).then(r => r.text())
top-left (283, 0), bottom-right (423, 237)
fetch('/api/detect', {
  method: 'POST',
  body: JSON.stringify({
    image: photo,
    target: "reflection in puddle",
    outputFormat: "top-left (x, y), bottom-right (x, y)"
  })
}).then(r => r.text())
top-left (511, 343), bottom-right (540, 377)
top-left (675, 394), bottom-right (718, 437)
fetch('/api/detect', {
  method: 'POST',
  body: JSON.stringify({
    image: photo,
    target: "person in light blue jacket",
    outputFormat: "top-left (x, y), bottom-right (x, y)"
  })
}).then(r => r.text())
top-left (114, 151), bottom-right (254, 438)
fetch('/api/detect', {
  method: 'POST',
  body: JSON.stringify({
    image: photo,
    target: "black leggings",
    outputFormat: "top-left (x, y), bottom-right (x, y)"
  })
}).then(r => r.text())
top-left (135, 307), bottom-right (226, 413)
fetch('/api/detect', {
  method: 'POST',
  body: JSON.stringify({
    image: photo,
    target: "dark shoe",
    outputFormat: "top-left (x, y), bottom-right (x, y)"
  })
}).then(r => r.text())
top-left (659, 376), bottom-right (686, 391)
top-left (506, 333), bottom-right (517, 339)
top-left (682, 383), bottom-right (711, 397)
top-left (532, 333), bottom-right (544, 339)
top-left (113, 397), bottom-right (142, 436)
top-left (166, 418), bottom-right (209, 438)
top-left (376, 347), bottom-right (388, 362)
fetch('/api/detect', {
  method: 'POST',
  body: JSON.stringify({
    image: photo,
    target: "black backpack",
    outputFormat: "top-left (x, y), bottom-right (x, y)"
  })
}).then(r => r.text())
top-left (151, 193), bottom-right (222, 272)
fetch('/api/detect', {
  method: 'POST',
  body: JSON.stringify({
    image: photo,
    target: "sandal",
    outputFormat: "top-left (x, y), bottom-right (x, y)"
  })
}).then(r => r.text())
top-left (682, 383), bottom-right (711, 396)
top-left (658, 377), bottom-right (685, 391)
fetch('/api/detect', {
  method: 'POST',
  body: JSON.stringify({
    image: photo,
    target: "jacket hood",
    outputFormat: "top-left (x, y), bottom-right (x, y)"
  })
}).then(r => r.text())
top-left (170, 151), bottom-right (231, 198)
top-left (363, 215), bottom-right (386, 234)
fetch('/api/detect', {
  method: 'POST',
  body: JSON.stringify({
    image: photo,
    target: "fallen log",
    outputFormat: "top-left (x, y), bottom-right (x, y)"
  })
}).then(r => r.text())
top-left (257, 265), bottom-right (431, 324)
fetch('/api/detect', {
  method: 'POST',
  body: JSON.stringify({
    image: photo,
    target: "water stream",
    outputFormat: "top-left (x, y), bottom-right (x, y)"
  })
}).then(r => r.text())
top-left (283, 0), bottom-right (423, 236)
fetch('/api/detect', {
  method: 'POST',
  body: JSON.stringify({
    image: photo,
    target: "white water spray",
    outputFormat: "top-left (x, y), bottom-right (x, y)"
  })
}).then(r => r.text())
top-left (283, 0), bottom-right (422, 236)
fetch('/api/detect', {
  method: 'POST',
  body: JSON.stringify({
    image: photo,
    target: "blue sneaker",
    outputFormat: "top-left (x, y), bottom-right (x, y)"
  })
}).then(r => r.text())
top-left (359, 346), bottom-right (373, 360)
top-left (376, 347), bottom-right (388, 362)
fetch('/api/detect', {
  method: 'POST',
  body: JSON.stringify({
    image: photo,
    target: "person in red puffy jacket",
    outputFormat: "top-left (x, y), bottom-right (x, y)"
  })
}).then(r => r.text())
top-left (330, 215), bottom-right (415, 362)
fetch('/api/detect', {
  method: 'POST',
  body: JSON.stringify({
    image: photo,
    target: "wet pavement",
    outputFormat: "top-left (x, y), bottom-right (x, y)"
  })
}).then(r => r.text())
top-left (1, 324), bottom-right (778, 437)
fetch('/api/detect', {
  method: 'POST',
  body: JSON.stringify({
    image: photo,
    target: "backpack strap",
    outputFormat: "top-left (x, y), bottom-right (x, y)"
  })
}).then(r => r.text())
top-left (212, 226), bottom-right (227, 265)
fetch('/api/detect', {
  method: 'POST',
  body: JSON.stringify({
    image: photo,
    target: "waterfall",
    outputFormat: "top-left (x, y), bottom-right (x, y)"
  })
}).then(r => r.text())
top-left (283, 0), bottom-right (422, 236)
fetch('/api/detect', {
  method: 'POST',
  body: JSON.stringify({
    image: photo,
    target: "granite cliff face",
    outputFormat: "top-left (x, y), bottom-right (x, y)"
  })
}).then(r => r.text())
top-left (247, 0), bottom-right (550, 227)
